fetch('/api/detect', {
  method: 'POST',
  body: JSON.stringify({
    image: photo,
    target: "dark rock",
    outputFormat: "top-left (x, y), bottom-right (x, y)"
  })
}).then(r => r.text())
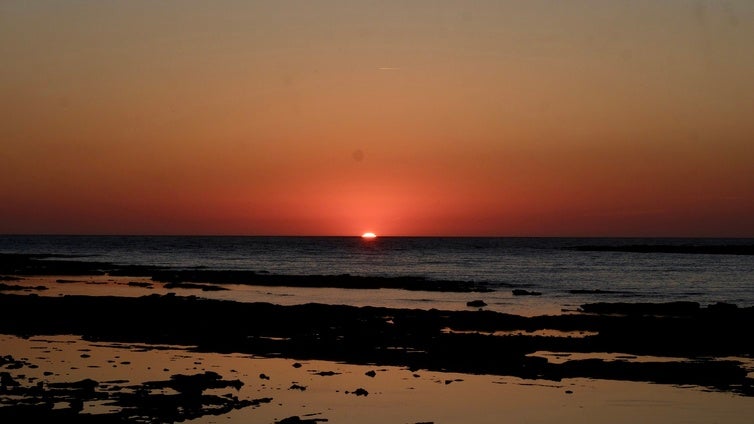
top-left (580, 301), bottom-right (700, 316)
top-left (568, 289), bottom-right (623, 294)
top-left (164, 282), bottom-right (228, 291)
top-left (466, 300), bottom-right (487, 307)
top-left (289, 384), bottom-right (307, 391)
top-left (276, 416), bottom-right (329, 424)
top-left (351, 388), bottom-right (369, 396)
top-left (48, 378), bottom-right (98, 394)
top-left (512, 289), bottom-right (541, 296)
top-left (708, 302), bottom-right (738, 313)
top-left (0, 276), bottom-right (23, 281)
top-left (292, 362), bottom-right (302, 368)
top-left (1, 372), bottom-right (20, 388)
top-left (365, 370), bottom-right (376, 378)
top-left (0, 294), bottom-right (753, 396)
top-left (259, 373), bottom-right (270, 380)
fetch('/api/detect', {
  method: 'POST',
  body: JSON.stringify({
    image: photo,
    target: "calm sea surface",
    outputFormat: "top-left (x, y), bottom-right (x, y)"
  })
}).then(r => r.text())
top-left (1, 236), bottom-right (752, 314)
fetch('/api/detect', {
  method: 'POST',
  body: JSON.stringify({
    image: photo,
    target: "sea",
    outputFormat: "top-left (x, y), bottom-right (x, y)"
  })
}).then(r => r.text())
top-left (1, 235), bottom-right (752, 316)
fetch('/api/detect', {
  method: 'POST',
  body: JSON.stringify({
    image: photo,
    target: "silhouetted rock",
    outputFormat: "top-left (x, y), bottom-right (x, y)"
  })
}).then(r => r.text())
top-left (466, 300), bottom-right (487, 307)
top-left (0, 294), bottom-right (752, 396)
top-left (568, 289), bottom-right (624, 295)
top-left (351, 388), bottom-right (369, 396)
top-left (580, 301), bottom-right (700, 316)
top-left (0, 276), bottom-right (23, 281)
top-left (1, 372), bottom-right (20, 388)
top-left (164, 282), bottom-right (228, 291)
top-left (364, 370), bottom-right (376, 378)
top-left (512, 289), bottom-right (541, 296)
top-left (0, 371), bottom-right (262, 423)
top-left (276, 416), bottom-right (329, 424)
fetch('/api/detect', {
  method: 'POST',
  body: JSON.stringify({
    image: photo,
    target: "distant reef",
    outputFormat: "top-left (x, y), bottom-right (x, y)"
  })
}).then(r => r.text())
top-left (0, 253), bottom-right (489, 292)
top-left (567, 245), bottom-right (754, 255)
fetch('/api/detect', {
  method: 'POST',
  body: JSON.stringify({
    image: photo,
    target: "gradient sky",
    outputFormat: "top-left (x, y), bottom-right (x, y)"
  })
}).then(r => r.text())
top-left (1, 1), bottom-right (753, 236)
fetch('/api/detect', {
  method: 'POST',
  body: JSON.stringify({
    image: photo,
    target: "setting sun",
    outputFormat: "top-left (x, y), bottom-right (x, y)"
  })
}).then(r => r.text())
top-left (361, 232), bottom-right (377, 239)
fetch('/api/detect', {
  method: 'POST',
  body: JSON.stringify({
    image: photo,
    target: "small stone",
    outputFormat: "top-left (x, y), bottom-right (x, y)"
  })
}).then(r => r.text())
top-left (352, 388), bottom-right (369, 396)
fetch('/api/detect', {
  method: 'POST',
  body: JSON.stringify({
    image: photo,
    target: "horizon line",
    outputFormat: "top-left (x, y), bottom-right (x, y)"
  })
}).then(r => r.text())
top-left (2, 233), bottom-right (753, 239)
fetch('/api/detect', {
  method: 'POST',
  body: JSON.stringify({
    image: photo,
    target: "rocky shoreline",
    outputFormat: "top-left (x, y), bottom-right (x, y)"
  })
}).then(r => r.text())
top-left (2, 251), bottom-right (753, 421)
top-left (1, 293), bottom-right (751, 396)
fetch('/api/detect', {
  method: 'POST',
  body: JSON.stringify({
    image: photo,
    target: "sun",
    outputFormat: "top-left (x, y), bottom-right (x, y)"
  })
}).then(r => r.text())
top-left (361, 232), bottom-right (377, 239)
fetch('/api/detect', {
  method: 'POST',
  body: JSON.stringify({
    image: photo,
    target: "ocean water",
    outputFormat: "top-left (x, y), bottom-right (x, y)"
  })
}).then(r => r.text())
top-left (1, 236), bottom-right (753, 314)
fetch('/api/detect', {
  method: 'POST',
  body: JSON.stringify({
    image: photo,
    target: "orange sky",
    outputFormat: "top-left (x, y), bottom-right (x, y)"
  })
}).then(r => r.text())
top-left (1, 1), bottom-right (753, 236)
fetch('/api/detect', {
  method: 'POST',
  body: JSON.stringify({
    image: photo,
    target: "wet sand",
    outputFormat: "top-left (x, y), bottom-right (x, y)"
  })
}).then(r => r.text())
top-left (2, 334), bottom-right (753, 424)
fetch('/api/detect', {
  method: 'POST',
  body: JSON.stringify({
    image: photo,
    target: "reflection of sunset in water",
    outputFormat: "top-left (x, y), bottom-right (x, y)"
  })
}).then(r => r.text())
top-left (2, 334), bottom-right (752, 424)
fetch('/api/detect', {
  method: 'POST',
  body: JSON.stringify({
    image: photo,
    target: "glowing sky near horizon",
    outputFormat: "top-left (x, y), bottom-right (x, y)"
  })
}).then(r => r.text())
top-left (1, 1), bottom-right (753, 236)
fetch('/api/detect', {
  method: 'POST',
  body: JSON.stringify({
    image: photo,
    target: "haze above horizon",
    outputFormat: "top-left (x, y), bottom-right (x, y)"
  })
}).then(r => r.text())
top-left (2, 1), bottom-right (753, 237)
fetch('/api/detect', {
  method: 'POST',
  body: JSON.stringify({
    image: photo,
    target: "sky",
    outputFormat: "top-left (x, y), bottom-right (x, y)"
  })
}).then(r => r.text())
top-left (1, 1), bottom-right (753, 237)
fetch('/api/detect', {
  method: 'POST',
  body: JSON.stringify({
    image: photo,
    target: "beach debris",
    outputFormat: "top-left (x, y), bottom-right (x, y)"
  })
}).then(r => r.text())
top-left (259, 373), bottom-right (270, 380)
top-left (348, 388), bottom-right (369, 396)
top-left (289, 383), bottom-right (307, 391)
